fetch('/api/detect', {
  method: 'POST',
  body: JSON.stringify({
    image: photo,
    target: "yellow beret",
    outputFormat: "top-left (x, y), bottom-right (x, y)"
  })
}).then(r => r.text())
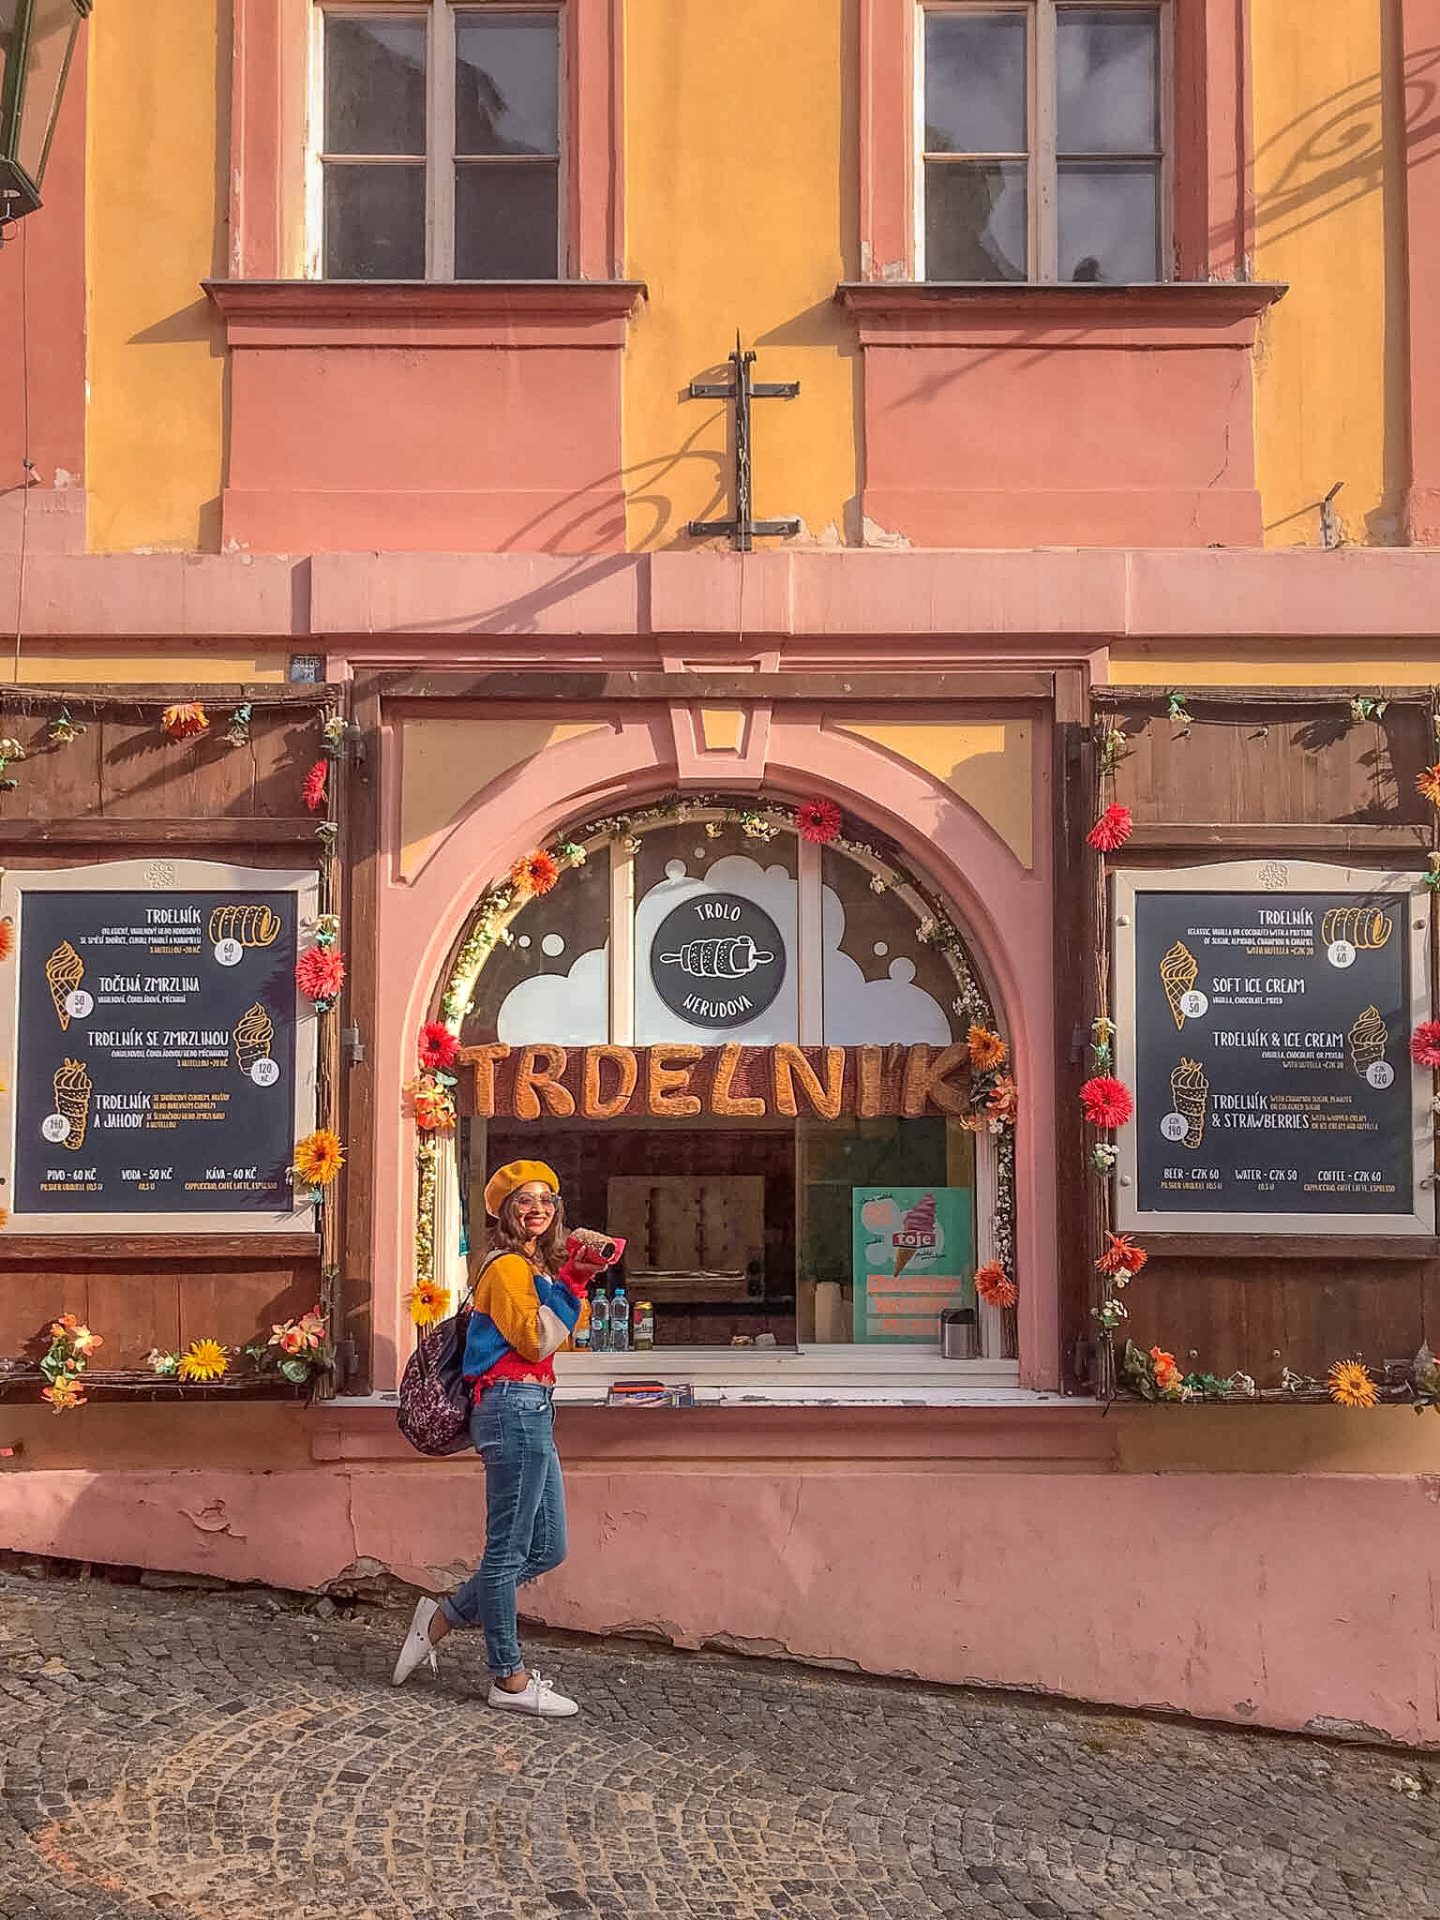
top-left (483, 1159), bottom-right (560, 1218)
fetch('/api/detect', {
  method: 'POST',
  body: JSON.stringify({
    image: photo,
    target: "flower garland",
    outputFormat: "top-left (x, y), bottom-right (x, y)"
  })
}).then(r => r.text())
top-left (148, 1307), bottom-right (334, 1388)
top-left (416, 795), bottom-right (1018, 1324)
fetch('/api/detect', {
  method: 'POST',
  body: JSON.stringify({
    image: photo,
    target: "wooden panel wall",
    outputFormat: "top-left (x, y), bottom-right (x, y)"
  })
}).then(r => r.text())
top-left (0, 688), bottom-right (336, 1377)
top-left (1092, 689), bottom-right (1439, 1382)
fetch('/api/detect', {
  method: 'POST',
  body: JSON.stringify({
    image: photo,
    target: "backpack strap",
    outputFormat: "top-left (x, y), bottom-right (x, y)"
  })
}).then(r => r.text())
top-left (457, 1247), bottom-right (505, 1313)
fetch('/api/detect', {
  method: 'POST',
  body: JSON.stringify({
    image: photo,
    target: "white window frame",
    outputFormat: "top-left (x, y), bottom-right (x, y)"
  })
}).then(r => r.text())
top-left (915, 0), bottom-right (1173, 284)
top-left (307, 0), bottom-right (566, 282)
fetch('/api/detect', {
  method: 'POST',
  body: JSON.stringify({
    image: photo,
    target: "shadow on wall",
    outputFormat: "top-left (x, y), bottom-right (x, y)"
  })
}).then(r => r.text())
top-left (1234, 45), bottom-right (1440, 254)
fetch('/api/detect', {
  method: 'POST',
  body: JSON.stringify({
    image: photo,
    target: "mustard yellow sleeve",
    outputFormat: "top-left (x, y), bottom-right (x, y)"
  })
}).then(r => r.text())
top-left (477, 1252), bottom-right (571, 1363)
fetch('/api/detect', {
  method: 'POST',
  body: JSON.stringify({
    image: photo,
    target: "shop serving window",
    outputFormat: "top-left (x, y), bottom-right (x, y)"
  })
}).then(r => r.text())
top-left (314, 3), bottom-right (562, 280)
top-left (430, 810), bottom-right (1017, 1368)
top-left (921, 2), bottom-right (1167, 283)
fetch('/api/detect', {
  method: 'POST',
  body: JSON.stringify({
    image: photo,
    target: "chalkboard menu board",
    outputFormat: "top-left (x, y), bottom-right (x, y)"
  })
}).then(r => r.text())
top-left (1117, 868), bottom-right (1428, 1232)
top-left (10, 883), bottom-right (306, 1221)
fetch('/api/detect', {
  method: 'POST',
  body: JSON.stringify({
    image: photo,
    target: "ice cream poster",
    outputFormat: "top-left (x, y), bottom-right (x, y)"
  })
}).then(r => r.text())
top-left (1129, 886), bottom-right (1414, 1221)
top-left (851, 1188), bottom-right (975, 1344)
top-left (11, 888), bottom-right (299, 1216)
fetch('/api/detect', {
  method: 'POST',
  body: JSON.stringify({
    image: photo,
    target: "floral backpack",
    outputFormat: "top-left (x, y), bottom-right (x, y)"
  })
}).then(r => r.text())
top-left (395, 1258), bottom-right (495, 1456)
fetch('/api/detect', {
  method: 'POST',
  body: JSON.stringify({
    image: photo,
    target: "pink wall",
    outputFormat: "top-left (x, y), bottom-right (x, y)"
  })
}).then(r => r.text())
top-left (369, 704), bottom-right (1058, 1390)
top-left (839, 285), bottom-right (1282, 551)
top-left (6, 1443), bottom-right (1437, 1746)
top-left (210, 284), bottom-right (642, 554)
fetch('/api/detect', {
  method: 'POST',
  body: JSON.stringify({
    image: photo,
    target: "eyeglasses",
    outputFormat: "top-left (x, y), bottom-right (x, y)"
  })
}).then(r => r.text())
top-left (515, 1191), bottom-right (558, 1210)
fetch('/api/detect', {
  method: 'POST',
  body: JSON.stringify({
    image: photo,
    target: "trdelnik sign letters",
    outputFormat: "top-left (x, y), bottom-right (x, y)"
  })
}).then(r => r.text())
top-left (649, 892), bottom-right (786, 1030)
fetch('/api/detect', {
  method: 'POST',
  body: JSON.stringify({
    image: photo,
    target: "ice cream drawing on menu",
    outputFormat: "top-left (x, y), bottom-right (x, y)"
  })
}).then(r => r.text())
top-left (45, 941), bottom-right (84, 1030)
top-left (892, 1192), bottom-right (938, 1277)
top-left (1321, 905), bottom-right (1392, 951)
top-left (1169, 1058), bottom-right (1210, 1149)
top-left (53, 1058), bottom-right (92, 1151)
top-left (1159, 940), bottom-right (1199, 1030)
top-left (233, 1002), bottom-right (275, 1077)
top-left (1348, 1005), bottom-right (1390, 1078)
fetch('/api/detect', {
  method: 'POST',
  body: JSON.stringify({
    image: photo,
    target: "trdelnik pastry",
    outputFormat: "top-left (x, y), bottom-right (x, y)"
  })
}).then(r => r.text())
top-left (1169, 1057), bottom-right (1210, 1149)
top-left (44, 941), bottom-right (84, 1031)
top-left (53, 1057), bottom-right (93, 1151)
top-left (233, 1002), bottom-right (275, 1074)
top-left (1348, 1005), bottom-right (1389, 1076)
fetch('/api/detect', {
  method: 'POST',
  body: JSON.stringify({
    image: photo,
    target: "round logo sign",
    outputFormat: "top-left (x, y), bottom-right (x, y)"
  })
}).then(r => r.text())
top-left (651, 892), bottom-right (786, 1030)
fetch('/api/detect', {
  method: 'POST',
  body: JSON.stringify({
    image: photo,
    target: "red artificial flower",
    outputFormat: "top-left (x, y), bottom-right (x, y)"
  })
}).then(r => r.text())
top-left (1086, 803), bottom-right (1134, 854)
top-left (1095, 1232), bottom-right (1148, 1278)
top-left (794, 798), bottom-right (843, 845)
top-left (295, 945), bottom-right (346, 1002)
top-left (419, 1021), bottom-right (460, 1071)
top-left (974, 1261), bottom-right (1019, 1310)
top-left (511, 849), bottom-right (560, 896)
top-left (1418, 764), bottom-right (1440, 808)
top-left (302, 758), bottom-right (329, 813)
top-left (1080, 1075), bottom-right (1135, 1129)
top-left (1412, 1020), bottom-right (1440, 1070)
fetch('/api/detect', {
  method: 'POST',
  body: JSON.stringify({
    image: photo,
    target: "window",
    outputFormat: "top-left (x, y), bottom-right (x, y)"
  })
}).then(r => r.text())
top-left (921, 2), bottom-right (1165, 283)
top-left (316, 4), bottom-right (562, 281)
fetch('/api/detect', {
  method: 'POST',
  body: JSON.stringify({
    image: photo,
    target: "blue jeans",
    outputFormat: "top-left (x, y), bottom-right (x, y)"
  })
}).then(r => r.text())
top-left (440, 1383), bottom-right (568, 1677)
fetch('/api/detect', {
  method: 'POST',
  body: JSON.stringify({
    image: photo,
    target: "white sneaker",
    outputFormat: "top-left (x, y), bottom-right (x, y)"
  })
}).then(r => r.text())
top-left (487, 1670), bottom-right (579, 1718)
top-left (392, 1596), bottom-right (441, 1686)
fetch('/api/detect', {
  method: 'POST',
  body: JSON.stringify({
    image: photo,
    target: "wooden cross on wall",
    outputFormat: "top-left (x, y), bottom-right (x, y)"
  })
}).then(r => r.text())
top-left (686, 333), bottom-right (801, 552)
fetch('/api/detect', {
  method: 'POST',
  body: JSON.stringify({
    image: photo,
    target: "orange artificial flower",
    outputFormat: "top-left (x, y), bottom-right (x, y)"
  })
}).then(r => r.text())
top-left (511, 849), bottom-right (560, 897)
top-left (161, 703), bottom-right (210, 742)
top-left (1149, 1347), bottom-right (1182, 1393)
top-left (1419, 763), bottom-right (1440, 808)
top-left (292, 1129), bottom-right (345, 1187)
top-left (967, 1025), bottom-right (1008, 1072)
top-left (974, 1261), bottom-right (1019, 1310)
top-left (1327, 1359), bottom-right (1378, 1408)
top-left (41, 1375), bottom-right (86, 1413)
top-left (0, 918), bottom-right (13, 961)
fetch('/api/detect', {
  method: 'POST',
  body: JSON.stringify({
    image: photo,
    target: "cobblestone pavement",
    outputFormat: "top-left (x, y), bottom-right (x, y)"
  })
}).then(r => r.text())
top-left (0, 1571), bottom-right (1437, 1920)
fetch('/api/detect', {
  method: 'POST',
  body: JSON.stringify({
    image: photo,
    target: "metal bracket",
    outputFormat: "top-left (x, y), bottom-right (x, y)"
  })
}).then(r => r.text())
top-left (686, 332), bottom-right (801, 552)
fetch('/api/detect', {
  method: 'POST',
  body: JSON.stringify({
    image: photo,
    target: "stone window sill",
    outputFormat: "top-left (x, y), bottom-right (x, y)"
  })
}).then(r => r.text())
top-left (203, 279), bottom-right (648, 350)
top-left (834, 280), bottom-right (1287, 348)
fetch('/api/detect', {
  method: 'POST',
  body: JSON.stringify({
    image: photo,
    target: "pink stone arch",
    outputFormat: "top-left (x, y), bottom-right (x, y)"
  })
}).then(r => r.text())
top-left (371, 710), bottom-right (1058, 1390)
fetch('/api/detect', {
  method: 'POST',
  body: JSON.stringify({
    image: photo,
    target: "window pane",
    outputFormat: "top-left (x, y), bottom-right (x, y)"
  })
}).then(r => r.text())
top-left (924, 12), bottom-right (1026, 154)
top-left (455, 161), bottom-right (559, 279)
top-left (1057, 7), bottom-right (1159, 154)
top-left (324, 16), bottom-right (427, 155)
top-left (455, 13), bottom-right (560, 156)
top-left (324, 164), bottom-right (426, 278)
top-left (925, 160), bottom-right (1027, 280)
top-left (1058, 161), bottom-right (1159, 281)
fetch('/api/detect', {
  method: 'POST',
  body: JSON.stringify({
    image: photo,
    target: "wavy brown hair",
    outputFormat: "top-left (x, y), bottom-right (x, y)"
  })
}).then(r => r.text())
top-left (481, 1185), bottom-right (567, 1275)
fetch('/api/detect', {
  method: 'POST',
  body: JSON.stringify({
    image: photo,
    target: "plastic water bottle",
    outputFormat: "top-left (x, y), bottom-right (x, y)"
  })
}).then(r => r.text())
top-left (589, 1288), bottom-right (610, 1354)
top-left (610, 1286), bottom-right (630, 1353)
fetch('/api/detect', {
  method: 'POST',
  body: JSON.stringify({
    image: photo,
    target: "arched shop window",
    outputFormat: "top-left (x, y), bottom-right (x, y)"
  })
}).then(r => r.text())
top-left (420, 801), bottom-right (1018, 1360)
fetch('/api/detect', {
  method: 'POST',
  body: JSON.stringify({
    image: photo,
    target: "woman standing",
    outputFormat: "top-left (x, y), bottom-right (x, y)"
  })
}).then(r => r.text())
top-left (392, 1160), bottom-right (603, 1716)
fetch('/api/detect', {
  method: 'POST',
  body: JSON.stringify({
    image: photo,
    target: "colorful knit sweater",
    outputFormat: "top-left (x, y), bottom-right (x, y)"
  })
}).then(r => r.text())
top-left (461, 1250), bottom-right (587, 1395)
